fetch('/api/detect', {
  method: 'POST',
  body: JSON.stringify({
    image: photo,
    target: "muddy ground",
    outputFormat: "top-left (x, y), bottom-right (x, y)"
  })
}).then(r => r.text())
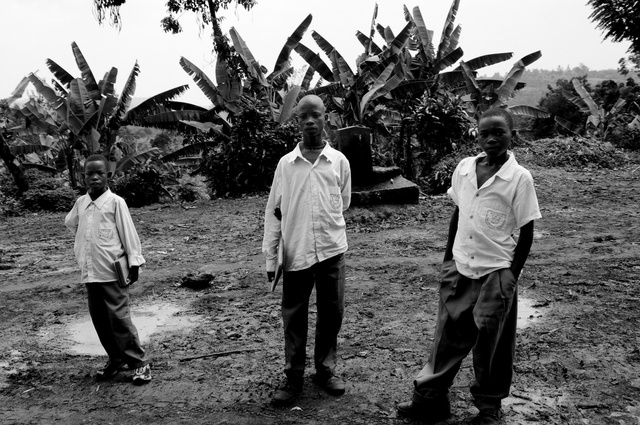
top-left (1, 149), bottom-right (639, 424)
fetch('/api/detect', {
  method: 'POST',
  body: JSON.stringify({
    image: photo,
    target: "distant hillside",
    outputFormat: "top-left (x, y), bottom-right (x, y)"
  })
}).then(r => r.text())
top-left (480, 67), bottom-right (638, 107)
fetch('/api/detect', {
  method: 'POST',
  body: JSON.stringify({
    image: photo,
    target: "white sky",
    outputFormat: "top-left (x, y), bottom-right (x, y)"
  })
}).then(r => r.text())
top-left (1, 0), bottom-right (632, 107)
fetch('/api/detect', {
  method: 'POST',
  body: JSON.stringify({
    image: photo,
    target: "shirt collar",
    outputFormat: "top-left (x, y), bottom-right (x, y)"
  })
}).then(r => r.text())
top-left (460, 151), bottom-right (518, 181)
top-left (289, 142), bottom-right (335, 163)
top-left (83, 188), bottom-right (112, 210)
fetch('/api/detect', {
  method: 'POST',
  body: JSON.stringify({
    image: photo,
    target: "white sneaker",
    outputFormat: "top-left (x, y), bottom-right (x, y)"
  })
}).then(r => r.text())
top-left (132, 364), bottom-right (152, 385)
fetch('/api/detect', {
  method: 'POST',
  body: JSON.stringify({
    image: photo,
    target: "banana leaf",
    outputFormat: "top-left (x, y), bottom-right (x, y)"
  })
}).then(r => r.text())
top-left (459, 61), bottom-right (481, 98)
top-left (367, 3), bottom-right (378, 55)
top-left (229, 27), bottom-right (267, 86)
top-left (71, 42), bottom-right (101, 101)
top-left (305, 82), bottom-right (343, 97)
top-left (359, 63), bottom-right (396, 118)
top-left (560, 89), bottom-right (590, 113)
top-left (389, 80), bottom-right (430, 99)
top-left (67, 79), bottom-right (96, 126)
top-left (376, 24), bottom-right (387, 42)
top-left (179, 57), bottom-right (225, 108)
top-left (355, 53), bottom-right (399, 87)
top-left (5, 76), bottom-right (30, 104)
top-left (278, 85), bottom-right (301, 123)
top-left (571, 77), bottom-right (599, 118)
top-left (431, 47), bottom-right (464, 75)
top-left (507, 105), bottom-right (551, 118)
top-left (312, 31), bottom-right (346, 81)
top-left (355, 31), bottom-right (383, 55)
top-left (443, 25), bottom-right (462, 56)
top-left (608, 98), bottom-right (627, 116)
top-left (177, 121), bottom-right (226, 136)
top-left (494, 51), bottom-right (541, 106)
top-left (10, 144), bottom-right (51, 155)
top-left (98, 67), bottom-right (118, 98)
top-left (463, 53), bottom-right (513, 71)
top-left (116, 147), bottom-right (160, 173)
top-left (45, 59), bottom-right (75, 88)
top-left (554, 116), bottom-right (583, 135)
top-left (270, 14), bottom-right (313, 80)
top-left (144, 110), bottom-right (205, 125)
top-left (412, 6), bottom-right (434, 60)
top-left (300, 66), bottom-right (316, 92)
top-left (436, 0), bottom-right (460, 61)
top-left (112, 61), bottom-right (140, 126)
top-left (388, 22), bottom-right (413, 55)
top-left (126, 85), bottom-right (190, 124)
top-left (294, 43), bottom-right (335, 82)
top-left (164, 101), bottom-right (207, 112)
top-left (27, 73), bottom-right (67, 118)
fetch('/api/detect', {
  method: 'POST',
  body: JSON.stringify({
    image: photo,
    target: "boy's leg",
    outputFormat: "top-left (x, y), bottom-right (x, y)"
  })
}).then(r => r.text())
top-left (414, 261), bottom-right (479, 399)
top-left (281, 267), bottom-right (315, 381)
top-left (470, 268), bottom-right (518, 410)
top-left (313, 253), bottom-right (345, 379)
top-left (100, 281), bottom-right (148, 369)
top-left (86, 283), bottom-right (123, 361)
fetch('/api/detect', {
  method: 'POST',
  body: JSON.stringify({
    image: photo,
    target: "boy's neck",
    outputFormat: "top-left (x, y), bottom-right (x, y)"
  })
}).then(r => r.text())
top-left (483, 152), bottom-right (509, 167)
top-left (301, 135), bottom-right (325, 150)
top-left (89, 187), bottom-right (107, 201)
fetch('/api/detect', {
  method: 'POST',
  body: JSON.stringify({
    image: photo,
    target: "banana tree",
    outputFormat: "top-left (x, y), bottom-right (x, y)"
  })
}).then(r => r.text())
top-left (556, 77), bottom-right (628, 138)
top-left (457, 50), bottom-right (550, 121)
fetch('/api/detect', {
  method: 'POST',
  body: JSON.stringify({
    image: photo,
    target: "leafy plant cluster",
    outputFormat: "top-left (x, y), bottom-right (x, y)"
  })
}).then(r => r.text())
top-left (197, 108), bottom-right (299, 198)
top-left (0, 169), bottom-right (75, 215)
top-left (110, 162), bottom-right (172, 207)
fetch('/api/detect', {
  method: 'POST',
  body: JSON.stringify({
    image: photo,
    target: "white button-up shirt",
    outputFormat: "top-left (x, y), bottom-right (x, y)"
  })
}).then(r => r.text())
top-left (448, 152), bottom-right (541, 279)
top-left (263, 143), bottom-right (351, 272)
top-left (65, 189), bottom-right (145, 283)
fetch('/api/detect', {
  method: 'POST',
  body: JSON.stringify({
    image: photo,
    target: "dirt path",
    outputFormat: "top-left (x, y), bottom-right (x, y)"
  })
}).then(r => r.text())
top-left (1, 156), bottom-right (639, 424)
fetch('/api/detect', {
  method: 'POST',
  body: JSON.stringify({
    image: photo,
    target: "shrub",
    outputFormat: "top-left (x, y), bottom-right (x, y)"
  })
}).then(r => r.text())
top-left (0, 169), bottom-right (76, 213)
top-left (198, 108), bottom-right (299, 198)
top-left (516, 137), bottom-right (629, 169)
top-left (606, 126), bottom-right (640, 151)
top-left (175, 174), bottom-right (209, 202)
top-left (111, 163), bottom-right (170, 208)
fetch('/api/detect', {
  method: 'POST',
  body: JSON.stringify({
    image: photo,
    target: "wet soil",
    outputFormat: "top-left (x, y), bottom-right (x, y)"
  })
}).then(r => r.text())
top-left (1, 152), bottom-right (639, 424)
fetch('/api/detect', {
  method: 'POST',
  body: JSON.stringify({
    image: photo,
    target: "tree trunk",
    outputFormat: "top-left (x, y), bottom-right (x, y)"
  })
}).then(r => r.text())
top-left (0, 133), bottom-right (29, 193)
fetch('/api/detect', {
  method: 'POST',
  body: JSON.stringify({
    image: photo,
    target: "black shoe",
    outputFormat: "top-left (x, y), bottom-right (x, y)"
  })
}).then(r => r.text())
top-left (471, 407), bottom-right (503, 425)
top-left (96, 359), bottom-right (125, 380)
top-left (396, 392), bottom-right (451, 423)
top-left (271, 378), bottom-right (303, 407)
top-left (313, 373), bottom-right (345, 396)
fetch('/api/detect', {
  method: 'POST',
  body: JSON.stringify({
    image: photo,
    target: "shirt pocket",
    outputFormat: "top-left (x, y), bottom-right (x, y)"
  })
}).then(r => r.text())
top-left (98, 225), bottom-right (117, 244)
top-left (328, 187), bottom-right (343, 212)
top-left (478, 201), bottom-right (512, 233)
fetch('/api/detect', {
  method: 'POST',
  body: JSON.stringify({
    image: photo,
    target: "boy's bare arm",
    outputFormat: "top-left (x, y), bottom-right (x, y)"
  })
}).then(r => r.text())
top-left (511, 220), bottom-right (534, 280)
top-left (443, 207), bottom-right (459, 262)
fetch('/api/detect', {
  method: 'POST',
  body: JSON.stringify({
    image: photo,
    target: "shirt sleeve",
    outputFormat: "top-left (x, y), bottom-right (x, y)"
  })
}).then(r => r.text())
top-left (262, 161), bottom-right (283, 272)
top-left (114, 198), bottom-right (145, 267)
top-left (447, 160), bottom-right (464, 206)
top-left (341, 156), bottom-right (352, 211)
top-left (513, 171), bottom-right (542, 229)
top-left (64, 199), bottom-right (80, 234)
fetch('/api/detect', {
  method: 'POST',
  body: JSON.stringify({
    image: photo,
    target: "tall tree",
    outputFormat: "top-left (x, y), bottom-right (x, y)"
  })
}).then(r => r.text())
top-left (587, 0), bottom-right (640, 75)
top-left (93, 0), bottom-right (256, 60)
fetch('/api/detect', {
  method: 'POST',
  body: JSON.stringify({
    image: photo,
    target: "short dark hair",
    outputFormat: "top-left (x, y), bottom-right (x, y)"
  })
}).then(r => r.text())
top-left (84, 154), bottom-right (109, 171)
top-left (479, 108), bottom-right (514, 131)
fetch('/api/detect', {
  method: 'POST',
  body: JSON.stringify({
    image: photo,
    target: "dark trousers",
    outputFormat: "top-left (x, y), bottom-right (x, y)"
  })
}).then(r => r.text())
top-left (281, 253), bottom-right (345, 381)
top-left (85, 281), bottom-right (147, 368)
top-left (414, 260), bottom-right (517, 409)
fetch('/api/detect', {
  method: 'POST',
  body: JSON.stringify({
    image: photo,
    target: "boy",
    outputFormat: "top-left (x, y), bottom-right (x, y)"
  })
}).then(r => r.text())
top-left (397, 108), bottom-right (541, 424)
top-left (65, 154), bottom-right (151, 385)
top-left (262, 94), bottom-right (351, 406)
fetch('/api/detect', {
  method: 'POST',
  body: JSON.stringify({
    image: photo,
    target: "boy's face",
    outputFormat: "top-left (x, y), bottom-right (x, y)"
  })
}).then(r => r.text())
top-left (477, 116), bottom-right (513, 159)
top-left (84, 160), bottom-right (109, 194)
top-left (297, 97), bottom-right (326, 139)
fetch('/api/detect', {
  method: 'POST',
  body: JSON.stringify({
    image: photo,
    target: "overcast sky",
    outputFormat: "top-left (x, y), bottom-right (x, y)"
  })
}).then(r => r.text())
top-left (1, 0), bottom-right (632, 107)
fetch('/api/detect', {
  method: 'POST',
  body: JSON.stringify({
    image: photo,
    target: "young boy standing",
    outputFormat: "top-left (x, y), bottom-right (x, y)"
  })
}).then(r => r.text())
top-left (65, 154), bottom-right (151, 385)
top-left (397, 108), bottom-right (541, 424)
top-left (263, 94), bottom-right (351, 406)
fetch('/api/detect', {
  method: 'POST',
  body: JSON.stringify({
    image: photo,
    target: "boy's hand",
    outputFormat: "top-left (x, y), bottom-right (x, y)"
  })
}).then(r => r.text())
top-left (267, 271), bottom-right (275, 282)
top-left (129, 266), bottom-right (139, 284)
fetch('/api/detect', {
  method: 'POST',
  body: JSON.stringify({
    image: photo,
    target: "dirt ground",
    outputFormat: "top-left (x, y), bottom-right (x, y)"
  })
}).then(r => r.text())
top-left (1, 149), bottom-right (640, 425)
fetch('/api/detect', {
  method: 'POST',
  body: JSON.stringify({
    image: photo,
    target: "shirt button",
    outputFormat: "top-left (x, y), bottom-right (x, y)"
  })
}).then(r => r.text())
top-left (470, 215), bottom-right (473, 219)
top-left (471, 256), bottom-right (474, 259)
top-left (469, 236), bottom-right (473, 239)
top-left (475, 193), bottom-right (479, 197)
